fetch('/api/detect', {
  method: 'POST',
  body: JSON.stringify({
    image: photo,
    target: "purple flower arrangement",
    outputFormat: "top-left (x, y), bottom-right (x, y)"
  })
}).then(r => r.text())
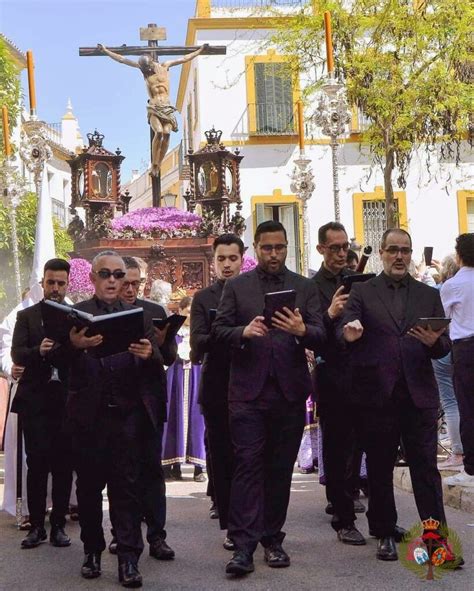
top-left (68, 258), bottom-right (94, 302)
top-left (110, 207), bottom-right (203, 239)
top-left (241, 254), bottom-right (257, 273)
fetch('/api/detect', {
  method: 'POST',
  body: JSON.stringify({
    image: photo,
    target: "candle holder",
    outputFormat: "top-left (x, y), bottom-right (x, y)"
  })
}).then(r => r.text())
top-left (312, 76), bottom-right (351, 222)
top-left (0, 159), bottom-right (26, 302)
top-left (290, 156), bottom-right (315, 277)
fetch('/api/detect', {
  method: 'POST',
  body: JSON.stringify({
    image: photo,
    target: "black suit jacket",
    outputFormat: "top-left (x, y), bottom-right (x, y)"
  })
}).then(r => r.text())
top-left (135, 298), bottom-right (177, 367)
top-left (311, 266), bottom-right (354, 406)
top-left (190, 281), bottom-right (230, 408)
top-left (339, 273), bottom-right (450, 409)
top-left (212, 268), bottom-right (326, 403)
top-left (11, 301), bottom-right (68, 416)
top-left (52, 297), bottom-right (165, 430)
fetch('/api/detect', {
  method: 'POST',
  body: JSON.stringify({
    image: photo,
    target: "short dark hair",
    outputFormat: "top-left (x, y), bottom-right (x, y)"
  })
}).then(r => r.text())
top-left (43, 258), bottom-right (70, 276)
top-left (213, 233), bottom-right (244, 256)
top-left (380, 228), bottom-right (412, 249)
top-left (179, 296), bottom-right (192, 310)
top-left (318, 222), bottom-right (347, 244)
top-left (455, 233), bottom-right (474, 267)
top-left (346, 249), bottom-right (359, 264)
top-left (254, 220), bottom-right (287, 243)
top-left (122, 256), bottom-right (140, 270)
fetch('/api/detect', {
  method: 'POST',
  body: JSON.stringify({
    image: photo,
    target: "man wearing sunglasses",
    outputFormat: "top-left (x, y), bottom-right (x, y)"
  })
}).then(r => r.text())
top-left (340, 229), bottom-right (451, 563)
top-left (312, 222), bottom-right (366, 547)
top-left (11, 258), bottom-right (73, 550)
top-left (53, 250), bottom-right (164, 588)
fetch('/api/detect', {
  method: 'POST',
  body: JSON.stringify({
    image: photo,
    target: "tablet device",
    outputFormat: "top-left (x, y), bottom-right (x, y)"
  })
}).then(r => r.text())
top-left (413, 318), bottom-right (451, 331)
top-left (209, 309), bottom-right (217, 324)
top-left (341, 273), bottom-right (376, 294)
top-left (263, 289), bottom-right (297, 329)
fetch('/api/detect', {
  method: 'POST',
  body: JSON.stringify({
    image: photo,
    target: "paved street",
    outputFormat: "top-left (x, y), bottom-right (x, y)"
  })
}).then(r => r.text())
top-left (0, 467), bottom-right (473, 591)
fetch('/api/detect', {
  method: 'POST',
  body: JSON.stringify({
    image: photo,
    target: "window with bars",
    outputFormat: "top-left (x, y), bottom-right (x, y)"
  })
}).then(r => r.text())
top-left (362, 199), bottom-right (399, 273)
top-left (255, 202), bottom-right (300, 273)
top-left (52, 198), bottom-right (66, 226)
top-left (254, 62), bottom-right (294, 134)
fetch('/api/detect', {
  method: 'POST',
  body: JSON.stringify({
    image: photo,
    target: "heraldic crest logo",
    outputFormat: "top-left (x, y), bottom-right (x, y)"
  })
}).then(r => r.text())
top-left (399, 517), bottom-right (463, 580)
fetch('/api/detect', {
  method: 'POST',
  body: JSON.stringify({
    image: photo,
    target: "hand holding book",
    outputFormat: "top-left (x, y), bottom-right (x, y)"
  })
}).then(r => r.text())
top-left (70, 326), bottom-right (103, 350)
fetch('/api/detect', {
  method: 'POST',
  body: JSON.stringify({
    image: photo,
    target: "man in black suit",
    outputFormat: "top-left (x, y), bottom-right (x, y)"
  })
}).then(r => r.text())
top-left (190, 234), bottom-right (244, 549)
top-left (341, 229), bottom-right (450, 561)
top-left (213, 220), bottom-right (326, 576)
top-left (115, 256), bottom-right (176, 561)
top-left (312, 222), bottom-right (365, 546)
top-left (55, 250), bottom-right (165, 588)
top-left (11, 258), bottom-right (73, 549)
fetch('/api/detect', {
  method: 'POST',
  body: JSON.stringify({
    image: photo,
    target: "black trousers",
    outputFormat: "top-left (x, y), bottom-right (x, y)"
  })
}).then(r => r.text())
top-left (355, 392), bottom-right (445, 537)
top-left (228, 388), bottom-right (305, 554)
top-left (452, 339), bottom-right (474, 475)
top-left (72, 405), bottom-right (149, 563)
top-left (22, 411), bottom-right (72, 528)
top-left (109, 422), bottom-right (167, 544)
top-left (318, 404), bottom-right (357, 530)
top-left (202, 402), bottom-right (234, 530)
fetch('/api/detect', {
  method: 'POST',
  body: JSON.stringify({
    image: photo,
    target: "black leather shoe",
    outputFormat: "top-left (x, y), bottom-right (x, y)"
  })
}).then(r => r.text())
top-left (50, 526), bottom-right (71, 547)
top-left (149, 538), bottom-right (175, 560)
top-left (337, 526), bottom-right (366, 546)
top-left (118, 561), bottom-right (142, 588)
top-left (225, 550), bottom-right (254, 575)
top-left (209, 502), bottom-right (219, 519)
top-left (325, 502), bottom-right (334, 515)
top-left (109, 536), bottom-right (118, 555)
top-left (369, 524), bottom-right (407, 542)
top-left (223, 537), bottom-right (235, 551)
top-left (353, 499), bottom-right (366, 513)
top-left (264, 543), bottom-right (290, 568)
top-left (21, 526), bottom-right (47, 549)
top-left (376, 537), bottom-right (398, 561)
top-left (81, 553), bottom-right (102, 578)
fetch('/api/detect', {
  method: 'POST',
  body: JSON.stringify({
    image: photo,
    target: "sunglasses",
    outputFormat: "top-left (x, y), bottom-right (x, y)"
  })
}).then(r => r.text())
top-left (94, 269), bottom-right (126, 280)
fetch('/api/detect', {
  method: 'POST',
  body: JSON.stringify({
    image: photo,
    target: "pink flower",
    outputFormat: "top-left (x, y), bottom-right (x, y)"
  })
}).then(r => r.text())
top-left (68, 258), bottom-right (94, 301)
top-left (110, 207), bottom-right (202, 238)
top-left (241, 254), bottom-right (257, 273)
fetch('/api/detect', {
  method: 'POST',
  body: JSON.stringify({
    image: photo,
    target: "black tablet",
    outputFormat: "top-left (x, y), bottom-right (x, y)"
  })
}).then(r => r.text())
top-left (413, 318), bottom-right (451, 331)
top-left (263, 289), bottom-right (297, 328)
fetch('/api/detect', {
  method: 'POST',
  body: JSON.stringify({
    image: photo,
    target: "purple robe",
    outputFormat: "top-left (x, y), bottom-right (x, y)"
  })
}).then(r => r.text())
top-left (162, 356), bottom-right (206, 467)
top-left (297, 398), bottom-right (319, 470)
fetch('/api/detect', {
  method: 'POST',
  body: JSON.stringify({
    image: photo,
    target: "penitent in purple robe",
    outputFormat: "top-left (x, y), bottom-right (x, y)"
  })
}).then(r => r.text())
top-left (162, 332), bottom-right (206, 467)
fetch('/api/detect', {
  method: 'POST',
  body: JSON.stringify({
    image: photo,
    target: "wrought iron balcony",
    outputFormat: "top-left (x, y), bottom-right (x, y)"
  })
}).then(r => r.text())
top-left (249, 102), bottom-right (297, 135)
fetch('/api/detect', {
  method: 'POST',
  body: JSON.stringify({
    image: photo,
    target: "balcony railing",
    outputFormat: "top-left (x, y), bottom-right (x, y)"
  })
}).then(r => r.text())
top-left (251, 102), bottom-right (296, 135)
top-left (212, 0), bottom-right (307, 8)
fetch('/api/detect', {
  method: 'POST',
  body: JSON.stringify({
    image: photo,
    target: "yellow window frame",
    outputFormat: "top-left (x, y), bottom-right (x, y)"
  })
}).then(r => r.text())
top-left (457, 190), bottom-right (474, 234)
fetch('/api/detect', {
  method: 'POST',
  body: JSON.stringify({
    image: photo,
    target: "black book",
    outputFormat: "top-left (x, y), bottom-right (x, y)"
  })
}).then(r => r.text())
top-left (41, 299), bottom-right (145, 358)
top-left (152, 314), bottom-right (187, 341)
top-left (341, 273), bottom-right (376, 294)
top-left (263, 289), bottom-right (297, 328)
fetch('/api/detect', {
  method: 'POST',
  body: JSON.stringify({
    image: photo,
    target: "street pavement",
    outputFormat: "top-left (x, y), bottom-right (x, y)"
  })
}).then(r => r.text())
top-left (0, 466), bottom-right (473, 591)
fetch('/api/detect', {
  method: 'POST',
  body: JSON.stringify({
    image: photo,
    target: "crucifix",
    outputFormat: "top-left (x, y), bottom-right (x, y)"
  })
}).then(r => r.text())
top-left (79, 23), bottom-right (226, 207)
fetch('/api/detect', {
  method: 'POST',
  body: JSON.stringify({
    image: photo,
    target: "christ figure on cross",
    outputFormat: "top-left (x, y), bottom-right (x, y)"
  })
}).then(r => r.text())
top-left (98, 43), bottom-right (208, 177)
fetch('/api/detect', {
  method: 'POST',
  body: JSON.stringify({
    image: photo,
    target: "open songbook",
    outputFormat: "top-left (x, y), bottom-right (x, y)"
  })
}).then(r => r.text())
top-left (152, 314), bottom-right (187, 342)
top-left (41, 299), bottom-right (145, 358)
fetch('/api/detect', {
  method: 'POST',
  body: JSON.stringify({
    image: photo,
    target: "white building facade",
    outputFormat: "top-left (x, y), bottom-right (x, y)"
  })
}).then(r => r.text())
top-left (177, 1), bottom-right (473, 273)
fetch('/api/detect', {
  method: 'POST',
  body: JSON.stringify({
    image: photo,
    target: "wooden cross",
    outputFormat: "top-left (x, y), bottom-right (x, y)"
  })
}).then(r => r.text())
top-left (79, 23), bottom-right (226, 207)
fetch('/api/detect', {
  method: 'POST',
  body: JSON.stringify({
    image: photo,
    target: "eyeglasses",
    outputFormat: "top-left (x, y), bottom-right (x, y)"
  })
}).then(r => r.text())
top-left (94, 269), bottom-right (126, 280)
top-left (383, 246), bottom-right (413, 256)
top-left (123, 280), bottom-right (145, 289)
top-left (323, 242), bottom-right (350, 253)
top-left (259, 244), bottom-right (288, 253)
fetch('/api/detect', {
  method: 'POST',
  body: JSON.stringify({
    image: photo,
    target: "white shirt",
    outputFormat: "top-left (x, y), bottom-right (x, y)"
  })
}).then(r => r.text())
top-left (441, 266), bottom-right (474, 340)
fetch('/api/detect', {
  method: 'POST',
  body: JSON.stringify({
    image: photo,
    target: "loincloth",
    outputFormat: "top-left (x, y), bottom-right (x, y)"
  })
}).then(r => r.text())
top-left (147, 102), bottom-right (178, 132)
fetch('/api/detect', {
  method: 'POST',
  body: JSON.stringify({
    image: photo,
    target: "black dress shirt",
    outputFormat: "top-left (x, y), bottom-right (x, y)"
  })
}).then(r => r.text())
top-left (381, 272), bottom-right (410, 327)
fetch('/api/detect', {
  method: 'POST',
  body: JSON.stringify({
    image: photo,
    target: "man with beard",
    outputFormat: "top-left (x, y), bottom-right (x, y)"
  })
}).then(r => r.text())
top-left (341, 229), bottom-right (450, 562)
top-left (11, 258), bottom-right (73, 549)
top-left (213, 221), bottom-right (325, 576)
top-left (190, 234), bottom-right (244, 549)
